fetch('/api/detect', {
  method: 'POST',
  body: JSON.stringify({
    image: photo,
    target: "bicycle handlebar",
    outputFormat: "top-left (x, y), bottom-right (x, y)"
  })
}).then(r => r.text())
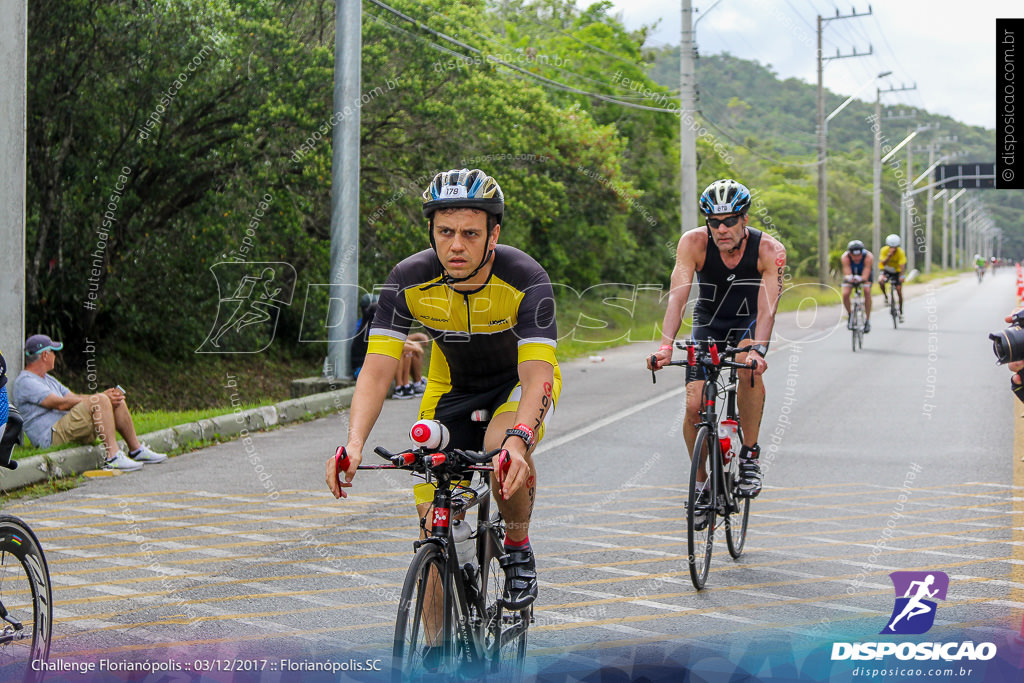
top-left (649, 341), bottom-right (757, 385)
top-left (334, 444), bottom-right (500, 475)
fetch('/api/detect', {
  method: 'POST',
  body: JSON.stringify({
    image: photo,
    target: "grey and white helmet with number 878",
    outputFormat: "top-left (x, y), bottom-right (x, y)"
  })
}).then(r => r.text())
top-left (699, 178), bottom-right (752, 216)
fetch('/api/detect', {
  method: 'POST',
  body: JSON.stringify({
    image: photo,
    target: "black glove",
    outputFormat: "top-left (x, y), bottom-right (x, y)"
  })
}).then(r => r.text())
top-left (1014, 371), bottom-right (1024, 405)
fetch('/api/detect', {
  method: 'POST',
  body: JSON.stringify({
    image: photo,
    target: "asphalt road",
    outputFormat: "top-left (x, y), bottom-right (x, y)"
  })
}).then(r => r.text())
top-left (6, 270), bottom-right (1023, 682)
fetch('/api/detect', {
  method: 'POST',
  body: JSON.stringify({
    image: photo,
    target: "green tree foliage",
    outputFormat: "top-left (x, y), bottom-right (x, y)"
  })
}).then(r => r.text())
top-left (27, 0), bottom-right (1018, 385)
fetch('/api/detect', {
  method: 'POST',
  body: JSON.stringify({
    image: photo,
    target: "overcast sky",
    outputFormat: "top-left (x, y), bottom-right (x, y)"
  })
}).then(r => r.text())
top-left (608, 0), bottom-right (1001, 130)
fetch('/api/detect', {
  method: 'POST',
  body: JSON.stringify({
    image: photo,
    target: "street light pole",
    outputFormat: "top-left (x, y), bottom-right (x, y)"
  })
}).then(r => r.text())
top-left (326, 0), bottom-right (361, 381)
top-left (817, 68), bottom-right (887, 283)
top-left (815, 7), bottom-right (873, 284)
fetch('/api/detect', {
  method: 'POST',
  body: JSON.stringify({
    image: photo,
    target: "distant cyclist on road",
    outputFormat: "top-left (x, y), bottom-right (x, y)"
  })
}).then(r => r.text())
top-left (841, 240), bottom-right (874, 333)
top-left (648, 179), bottom-right (787, 505)
top-left (325, 168), bottom-right (561, 610)
top-left (878, 233), bottom-right (907, 323)
top-left (975, 254), bottom-right (986, 281)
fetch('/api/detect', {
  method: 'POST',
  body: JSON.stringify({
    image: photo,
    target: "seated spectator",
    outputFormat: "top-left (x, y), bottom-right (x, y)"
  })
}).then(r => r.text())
top-left (13, 334), bottom-right (166, 471)
top-left (351, 294), bottom-right (428, 400)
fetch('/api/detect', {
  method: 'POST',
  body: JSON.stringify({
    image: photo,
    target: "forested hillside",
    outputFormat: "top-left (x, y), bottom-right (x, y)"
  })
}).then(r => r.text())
top-left (24, 0), bottom-right (1018, 391)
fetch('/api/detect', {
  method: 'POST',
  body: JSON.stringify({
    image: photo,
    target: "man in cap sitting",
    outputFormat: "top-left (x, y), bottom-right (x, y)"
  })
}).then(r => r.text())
top-left (13, 334), bottom-right (166, 471)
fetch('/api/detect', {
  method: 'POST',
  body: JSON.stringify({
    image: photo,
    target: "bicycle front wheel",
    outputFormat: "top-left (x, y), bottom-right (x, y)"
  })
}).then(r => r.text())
top-left (725, 495), bottom-right (750, 559)
top-left (851, 306), bottom-right (859, 352)
top-left (0, 516), bottom-right (52, 683)
top-left (393, 544), bottom-right (455, 682)
top-left (891, 298), bottom-right (899, 329)
top-left (480, 516), bottom-right (527, 680)
top-left (687, 426), bottom-right (716, 590)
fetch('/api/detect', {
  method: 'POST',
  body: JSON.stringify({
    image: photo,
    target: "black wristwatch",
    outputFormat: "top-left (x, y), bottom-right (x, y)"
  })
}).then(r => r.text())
top-left (748, 344), bottom-right (768, 358)
top-left (503, 424), bottom-right (534, 449)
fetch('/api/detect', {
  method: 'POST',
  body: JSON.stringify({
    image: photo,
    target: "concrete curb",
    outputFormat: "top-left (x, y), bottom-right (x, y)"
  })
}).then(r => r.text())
top-left (0, 387), bottom-right (356, 493)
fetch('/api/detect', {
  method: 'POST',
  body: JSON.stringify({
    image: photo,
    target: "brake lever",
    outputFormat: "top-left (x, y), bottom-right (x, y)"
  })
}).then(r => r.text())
top-left (649, 354), bottom-right (659, 384)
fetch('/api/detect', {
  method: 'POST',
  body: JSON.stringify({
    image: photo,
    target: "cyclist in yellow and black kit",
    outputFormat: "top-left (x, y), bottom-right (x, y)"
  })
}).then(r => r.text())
top-left (878, 233), bottom-right (907, 323)
top-left (326, 168), bottom-right (560, 610)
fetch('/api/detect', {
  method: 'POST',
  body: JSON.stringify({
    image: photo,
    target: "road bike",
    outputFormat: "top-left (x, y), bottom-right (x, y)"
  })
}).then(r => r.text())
top-left (337, 425), bottom-right (529, 681)
top-left (651, 341), bottom-right (756, 590)
top-left (0, 407), bottom-right (53, 683)
top-left (849, 282), bottom-right (866, 351)
top-left (880, 272), bottom-right (901, 329)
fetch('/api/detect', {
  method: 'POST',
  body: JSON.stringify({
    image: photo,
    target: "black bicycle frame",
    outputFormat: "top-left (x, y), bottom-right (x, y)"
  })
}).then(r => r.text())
top-left (699, 362), bottom-right (743, 517)
top-left (415, 472), bottom-right (482, 665)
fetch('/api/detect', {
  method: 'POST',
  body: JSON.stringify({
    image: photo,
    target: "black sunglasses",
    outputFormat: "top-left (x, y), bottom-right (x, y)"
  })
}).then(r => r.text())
top-left (706, 215), bottom-right (743, 229)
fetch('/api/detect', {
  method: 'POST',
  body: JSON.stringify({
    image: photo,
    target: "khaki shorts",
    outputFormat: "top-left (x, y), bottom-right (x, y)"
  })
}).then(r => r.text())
top-left (50, 401), bottom-right (98, 446)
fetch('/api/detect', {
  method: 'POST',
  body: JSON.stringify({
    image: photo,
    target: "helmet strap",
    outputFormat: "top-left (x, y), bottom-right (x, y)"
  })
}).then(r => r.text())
top-left (726, 227), bottom-right (748, 255)
top-left (439, 247), bottom-right (493, 286)
top-left (423, 222), bottom-right (496, 290)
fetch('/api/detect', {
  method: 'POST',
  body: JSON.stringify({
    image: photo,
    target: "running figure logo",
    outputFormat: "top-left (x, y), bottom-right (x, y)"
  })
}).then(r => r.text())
top-left (197, 262), bottom-right (295, 353)
top-left (880, 571), bottom-right (949, 635)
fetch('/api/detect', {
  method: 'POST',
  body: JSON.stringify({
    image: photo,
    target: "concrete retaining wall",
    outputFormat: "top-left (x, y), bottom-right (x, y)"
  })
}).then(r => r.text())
top-left (0, 387), bottom-right (355, 493)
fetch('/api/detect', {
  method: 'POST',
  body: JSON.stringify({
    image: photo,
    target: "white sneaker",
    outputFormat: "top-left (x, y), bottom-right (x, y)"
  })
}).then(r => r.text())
top-left (130, 443), bottom-right (168, 464)
top-left (104, 450), bottom-right (143, 471)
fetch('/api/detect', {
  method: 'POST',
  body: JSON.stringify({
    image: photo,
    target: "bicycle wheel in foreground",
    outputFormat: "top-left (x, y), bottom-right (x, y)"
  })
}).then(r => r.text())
top-left (393, 544), bottom-right (455, 683)
top-left (687, 426), bottom-right (716, 590)
top-left (891, 298), bottom-right (899, 329)
top-left (480, 517), bottom-right (527, 680)
top-left (0, 516), bottom-right (52, 683)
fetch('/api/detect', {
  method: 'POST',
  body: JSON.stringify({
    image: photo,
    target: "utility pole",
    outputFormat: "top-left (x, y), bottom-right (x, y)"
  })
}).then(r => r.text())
top-left (873, 84), bottom-right (915, 264)
top-left (0, 1), bottom-right (26, 380)
top-left (680, 0), bottom-right (697, 232)
top-left (326, 0), bottom-right (361, 381)
top-left (941, 192), bottom-right (949, 269)
top-left (905, 142), bottom-right (915, 271)
top-left (900, 123), bottom-right (939, 271)
top-left (816, 6), bottom-right (872, 284)
top-left (924, 145), bottom-right (935, 274)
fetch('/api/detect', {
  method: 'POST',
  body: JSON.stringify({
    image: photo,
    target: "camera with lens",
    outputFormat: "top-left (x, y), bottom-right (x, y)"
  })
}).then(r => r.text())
top-left (991, 310), bottom-right (1024, 405)
top-left (990, 310), bottom-right (1024, 364)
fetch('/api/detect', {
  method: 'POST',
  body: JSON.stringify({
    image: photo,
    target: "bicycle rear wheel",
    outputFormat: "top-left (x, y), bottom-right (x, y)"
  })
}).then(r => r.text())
top-left (687, 426), bottom-right (716, 590)
top-left (479, 515), bottom-right (527, 680)
top-left (0, 516), bottom-right (52, 683)
top-left (393, 544), bottom-right (455, 682)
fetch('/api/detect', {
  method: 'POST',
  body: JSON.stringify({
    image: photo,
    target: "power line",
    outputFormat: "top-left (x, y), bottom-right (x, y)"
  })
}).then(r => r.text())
top-left (698, 109), bottom-right (818, 168)
top-left (366, 0), bottom-right (684, 113)
top-left (509, 10), bottom-right (641, 68)
top-left (415, 2), bottom-right (649, 96)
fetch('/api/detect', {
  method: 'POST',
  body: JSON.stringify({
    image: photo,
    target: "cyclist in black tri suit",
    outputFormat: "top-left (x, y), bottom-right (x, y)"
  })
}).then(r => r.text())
top-left (326, 169), bottom-right (560, 610)
top-left (841, 239), bottom-right (874, 333)
top-left (649, 179), bottom-right (786, 500)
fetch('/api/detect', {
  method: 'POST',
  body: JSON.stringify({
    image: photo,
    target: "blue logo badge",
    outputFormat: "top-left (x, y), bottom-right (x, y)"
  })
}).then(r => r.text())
top-left (880, 571), bottom-right (949, 635)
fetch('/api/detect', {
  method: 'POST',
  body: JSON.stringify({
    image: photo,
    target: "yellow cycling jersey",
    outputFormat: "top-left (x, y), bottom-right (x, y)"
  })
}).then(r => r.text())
top-left (879, 246), bottom-right (906, 273)
top-left (367, 245), bottom-right (558, 392)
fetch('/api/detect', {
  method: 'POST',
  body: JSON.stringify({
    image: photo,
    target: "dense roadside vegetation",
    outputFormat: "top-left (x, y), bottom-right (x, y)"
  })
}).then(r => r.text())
top-left (25, 0), bottom-right (1014, 413)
